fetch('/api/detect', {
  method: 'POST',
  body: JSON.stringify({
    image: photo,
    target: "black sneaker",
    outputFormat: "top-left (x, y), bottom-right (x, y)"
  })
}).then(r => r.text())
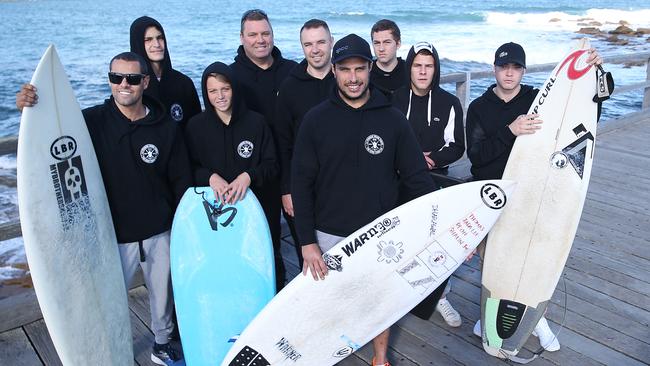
top-left (151, 342), bottom-right (185, 366)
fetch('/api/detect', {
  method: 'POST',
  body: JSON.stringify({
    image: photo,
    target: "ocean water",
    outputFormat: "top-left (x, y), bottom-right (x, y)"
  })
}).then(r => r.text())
top-left (1, 0), bottom-right (649, 286)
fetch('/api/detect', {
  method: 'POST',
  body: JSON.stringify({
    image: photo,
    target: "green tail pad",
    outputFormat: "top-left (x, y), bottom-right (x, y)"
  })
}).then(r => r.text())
top-left (485, 298), bottom-right (526, 347)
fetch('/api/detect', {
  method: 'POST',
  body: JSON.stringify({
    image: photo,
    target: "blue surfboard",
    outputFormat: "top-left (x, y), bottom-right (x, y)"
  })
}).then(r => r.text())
top-left (171, 187), bottom-right (275, 365)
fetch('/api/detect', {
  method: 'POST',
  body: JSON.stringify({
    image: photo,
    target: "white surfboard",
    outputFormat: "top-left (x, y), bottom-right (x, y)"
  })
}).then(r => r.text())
top-left (221, 180), bottom-right (515, 366)
top-left (480, 39), bottom-right (598, 357)
top-left (17, 45), bottom-right (132, 365)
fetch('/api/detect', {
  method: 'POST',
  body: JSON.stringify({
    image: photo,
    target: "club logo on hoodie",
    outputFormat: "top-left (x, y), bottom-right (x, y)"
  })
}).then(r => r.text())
top-left (238, 140), bottom-right (254, 158)
top-left (364, 134), bottom-right (384, 155)
top-left (140, 144), bottom-right (159, 164)
top-left (170, 103), bottom-right (184, 122)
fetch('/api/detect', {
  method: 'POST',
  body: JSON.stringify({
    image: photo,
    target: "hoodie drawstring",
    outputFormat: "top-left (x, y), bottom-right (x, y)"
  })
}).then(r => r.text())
top-left (406, 90), bottom-right (432, 126)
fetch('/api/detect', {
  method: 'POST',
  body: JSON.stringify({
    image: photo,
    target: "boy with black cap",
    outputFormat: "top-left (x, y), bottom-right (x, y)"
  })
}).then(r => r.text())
top-left (291, 33), bottom-right (436, 366)
top-left (466, 41), bottom-right (603, 352)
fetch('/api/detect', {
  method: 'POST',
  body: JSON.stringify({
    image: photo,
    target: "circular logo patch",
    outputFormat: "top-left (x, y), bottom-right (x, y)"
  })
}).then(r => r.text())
top-left (170, 103), bottom-right (183, 122)
top-left (428, 250), bottom-right (446, 267)
top-left (50, 136), bottom-right (77, 160)
top-left (480, 183), bottom-right (507, 210)
top-left (364, 134), bottom-right (384, 155)
top-left (333, 346), bottom-right (354, 358)
top-left (550, 151), bottom-right (569, 169)
top-left (237, 140), bottom-right (254, 158)
top-left (140, 144), bottom-right (159, 164)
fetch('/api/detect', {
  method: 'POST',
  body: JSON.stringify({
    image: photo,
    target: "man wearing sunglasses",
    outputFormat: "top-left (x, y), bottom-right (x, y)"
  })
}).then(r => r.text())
top-left (231, 9), bottom-right (298, 291)
top-left (130, 16), bottom-right (201, 128)
top-left (16, 52), bottom-right (191, 366)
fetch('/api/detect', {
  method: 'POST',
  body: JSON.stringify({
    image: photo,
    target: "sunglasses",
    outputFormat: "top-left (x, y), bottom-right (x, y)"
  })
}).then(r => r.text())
top-left (108, 72), bottom-right (146, 85)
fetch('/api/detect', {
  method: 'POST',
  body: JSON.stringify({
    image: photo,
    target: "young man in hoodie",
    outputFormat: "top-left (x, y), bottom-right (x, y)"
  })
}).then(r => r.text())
top-left (184, 61), bottom-right (277, 209)
top-left (292, 34), bottom-right (436, 366)
top-left (275, 19), bottom-right (335, 266)
top-left (466, 42), bottom-right (604, 352)
top-left (393, 41), bottom-right (465, 328)
top-left (130, 16), bottom-right (201, 127)
top-left (231, 9), bottom-right (298, 290)
top-left (370, 19), bottom-right (408, 98)
top-left (16, 52), bottom-right (190, 366)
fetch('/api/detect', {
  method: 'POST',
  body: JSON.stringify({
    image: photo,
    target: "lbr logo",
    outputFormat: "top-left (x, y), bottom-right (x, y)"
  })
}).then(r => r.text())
top-left (481, 183), bottom-right (507, 210)
top-left (50, 136), bottom-right (77, 160)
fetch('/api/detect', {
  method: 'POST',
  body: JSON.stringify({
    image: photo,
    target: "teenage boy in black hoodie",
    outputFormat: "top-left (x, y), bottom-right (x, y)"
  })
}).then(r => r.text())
top-left (16, 52), bottom-right (190, 366)
top-left (370, 19), bottom-right (408, 98)
top-left (231, 9), bottom-right (297, 289)
top-left (275, 19), bottom-right (335, 266)
top-left (184, 61), bottom-right (277, 209)
top-left (130, 16), bottom-right (201, 127)
top-left (393, 41), bottom-right (465, 328)
top-left (292, 33), bottom-right (435, 366)
top-left (466, 42), bottom-right (604, 352)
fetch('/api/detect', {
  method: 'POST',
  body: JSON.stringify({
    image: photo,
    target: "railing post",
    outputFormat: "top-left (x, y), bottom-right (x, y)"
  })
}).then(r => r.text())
top-left (644, 56), bottom-right (650, 110)
top-left (456, 72), bottom-right (471, 124)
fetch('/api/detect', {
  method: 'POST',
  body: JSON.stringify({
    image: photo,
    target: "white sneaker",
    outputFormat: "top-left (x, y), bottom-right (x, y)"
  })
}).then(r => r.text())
top-left (473, 320), bottom-right (481, 337)
top-left (435, 298), bottom-right (462, 327)
top-left (532, 317), bottom-right (560, 352)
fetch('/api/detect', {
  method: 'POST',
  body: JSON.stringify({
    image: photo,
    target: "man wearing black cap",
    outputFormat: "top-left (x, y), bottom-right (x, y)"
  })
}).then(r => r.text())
top-left (291, 33), bottom-right (435, 366)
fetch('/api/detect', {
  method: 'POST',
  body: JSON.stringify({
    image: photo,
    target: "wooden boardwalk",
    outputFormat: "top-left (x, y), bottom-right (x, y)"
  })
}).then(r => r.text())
top-left (1, 115), bottom-right (649, 365)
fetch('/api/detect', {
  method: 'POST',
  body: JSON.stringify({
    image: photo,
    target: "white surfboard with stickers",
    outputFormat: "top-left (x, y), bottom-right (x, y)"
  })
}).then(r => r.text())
top-left (221, 180), bottom-right (515, 366)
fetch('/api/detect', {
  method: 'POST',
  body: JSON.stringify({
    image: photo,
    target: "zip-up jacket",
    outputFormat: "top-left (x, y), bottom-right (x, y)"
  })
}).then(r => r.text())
top-left (370, 58), bottom-right (408, 99)
top-left (82, 95), bottom-right (192, 243)
top-left (275, 59), bottom-right (335, 194)
top-left (393, 45), bottom-right (464, 168)
top-left (184, 62), bottom-right (277, 194)
top-left (292, 88), bottom-right (435, 245)
top-left (130, 16), bottom-right (201, 127)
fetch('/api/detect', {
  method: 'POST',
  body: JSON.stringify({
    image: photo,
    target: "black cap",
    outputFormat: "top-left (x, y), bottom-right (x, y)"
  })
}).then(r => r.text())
top-left (494, 42), bottom-right (526, 68)
top-left (332, 34), bottom-right (373, 64)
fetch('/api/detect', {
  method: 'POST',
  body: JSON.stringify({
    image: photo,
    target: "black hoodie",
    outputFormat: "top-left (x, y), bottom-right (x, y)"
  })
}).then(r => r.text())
top-left (82, 95), bottom-right (192, 243)
top-left (393, 45), bottom-right (465, 169)
top-left (130, 16), bottom-right (201, 127)
top-left (231, 45), bottom-right (298, 129)
top-left (275, 59), bottom-right (335, 194)
top-left (465, 84), bottom-right (537, 180)
top-left (370, 58), bottom-right (408, 98)
top-left (184, 62), bottom-right (277, 195)
top-left (291, 87), bottom-right (435, 245)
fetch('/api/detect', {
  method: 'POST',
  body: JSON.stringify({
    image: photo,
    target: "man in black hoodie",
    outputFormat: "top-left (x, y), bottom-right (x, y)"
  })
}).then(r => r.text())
top-left (231, 9), bottom-right (297, 290)
top-left (16, 52), bottom-right (190, 366)
top-left (292, 33), bottom-right (435, 366)
top-left (275, 19), bottom-right (335, 266)
top-left (130, 16), bottom-right (201, 127)
top-left (370, 19), bottom-right (408, 98)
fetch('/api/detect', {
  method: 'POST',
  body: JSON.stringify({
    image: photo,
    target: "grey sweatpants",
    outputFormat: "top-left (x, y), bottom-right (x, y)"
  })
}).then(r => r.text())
top-left (315, 230), bottom-right (344, 253)
top-left (119, 230), bottom-right (174, 344)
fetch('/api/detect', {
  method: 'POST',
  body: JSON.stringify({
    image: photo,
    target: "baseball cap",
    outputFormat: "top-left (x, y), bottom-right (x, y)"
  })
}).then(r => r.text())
top-left (494, 42), bottom-right (526, 68)
top-left (332, 34), bottom-right (373, 64)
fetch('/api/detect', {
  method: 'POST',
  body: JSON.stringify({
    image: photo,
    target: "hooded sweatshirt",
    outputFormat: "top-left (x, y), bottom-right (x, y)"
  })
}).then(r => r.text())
top-left (275, 59), bottom-right (335, 194)
top-left (184, 62), bottom-right (277, 195)
top-left (82, 95), bottom-right (192, 243)
top-left (231, 46), bottom-right (298, 129)
top-left (130, 16), bottom-right (201, 127)
top-left (393, 45), bottom-right (465, 169)
top-left (465, 84), bottom-right (537, 180)
top-left (292, 87), bottom-right (435, 245)
top-left (370, 58), bottom-right (408, 98)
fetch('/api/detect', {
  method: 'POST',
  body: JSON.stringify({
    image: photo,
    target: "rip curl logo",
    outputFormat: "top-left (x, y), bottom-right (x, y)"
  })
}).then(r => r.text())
top-left (140, 144), bottom-right (159, 164)
top-left (377, 240), bottom-right (404, 264)
top-left (237, 140), bottom-right (254, 158)
top-left (364, 134), bottom-right (384, 155)
top-left (323, 253), bottom-right (343, 272)
top-left (170, 103), bottom-right (183, 122)
top-left (556, 49), bottom-right (592, 80)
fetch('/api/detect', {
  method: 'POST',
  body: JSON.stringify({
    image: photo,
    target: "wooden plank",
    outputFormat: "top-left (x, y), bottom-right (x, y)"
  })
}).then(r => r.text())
top-left (569, 242), bottom-right (649, 283)
top-left (336, 354), bottom-right (369, 365)
top-left (0, 289), bottom-right (42, 333)
top-left (573, 235), bottom-right (650, 273)
top-left (386, 323), bottom-right (463, 365)
top-left (352, 340), bottom-right (418, 366)
top-left (129, 309), bottom-right (154, 366)
top-left (0, 220), bottom-right (21, 242)
top-left (127, 286), bottom-right (151, 328)
top-left (23, 320), bottom-right (61, 366)
top-left (0, 327), bottom-right (42, 366)
top-left (564, 255), bottom-right (650, 295)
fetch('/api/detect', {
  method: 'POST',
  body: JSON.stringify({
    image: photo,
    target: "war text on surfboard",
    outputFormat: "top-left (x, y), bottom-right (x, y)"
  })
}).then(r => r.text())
top-left (340, 217), bottom-right (400, 257)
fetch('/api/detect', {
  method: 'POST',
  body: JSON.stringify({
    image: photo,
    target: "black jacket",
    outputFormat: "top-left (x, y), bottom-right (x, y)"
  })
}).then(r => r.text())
top-left (184, 62), bottom-right (277, 194)
top-left (465, 84), bottom-right (537, 180)
top-left (275, 59), bottom-right (335, 194)
top-left (130, 16), bottom-right (201, 127)
top-left (370, 58), bottom-right (408, 99)
top-left (292, 88), bottom-right (435, 245)
top-left (230, 46), bottom-right (297, 129)
top-left (82, 96), bottom-right (192, 243)
top-left (393, 45), bottom-right (465, 168)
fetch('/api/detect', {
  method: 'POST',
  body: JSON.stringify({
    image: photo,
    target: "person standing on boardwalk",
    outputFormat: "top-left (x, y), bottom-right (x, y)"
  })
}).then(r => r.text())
top-left (231, 9), bottom-right (298, 290)
top-left (130, 16), bottom-right (201, 128)
top-left (291, 33), bottom-right (436, 366)
top-left (370, 19), bottom-right (408, 98)
top-left (393, 41), bottom-right (465, 327)
top-left (275, 19), bottom-right (335, 266)
top-left (16, 52), bottom-right (191, 366)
